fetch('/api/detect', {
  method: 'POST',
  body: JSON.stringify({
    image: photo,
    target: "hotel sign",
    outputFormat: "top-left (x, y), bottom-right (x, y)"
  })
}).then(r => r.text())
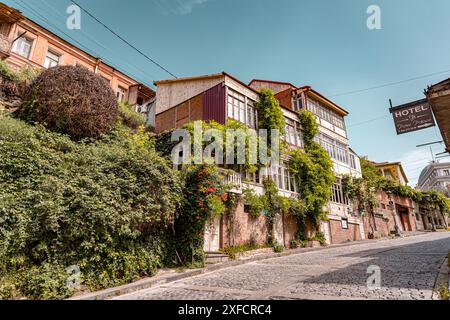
top-left (390, 99), bottom-right (436, 135)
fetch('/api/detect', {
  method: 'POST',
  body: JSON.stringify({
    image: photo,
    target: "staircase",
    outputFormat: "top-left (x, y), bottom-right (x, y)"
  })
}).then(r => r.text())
top-left (205, 252), bottom-right (229, 265)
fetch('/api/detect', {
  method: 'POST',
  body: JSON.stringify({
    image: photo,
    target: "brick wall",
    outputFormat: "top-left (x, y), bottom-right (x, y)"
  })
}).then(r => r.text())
top-left (155, 94), bottom-right (204, 133)
top-left (221, 202), bottom-right (268, 248)
top-left (329, 219), bottom-right (362, 244)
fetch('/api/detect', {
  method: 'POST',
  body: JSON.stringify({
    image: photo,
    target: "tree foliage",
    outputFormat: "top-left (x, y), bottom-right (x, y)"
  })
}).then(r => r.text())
top-left (18, 66), bottom-right (118, 140)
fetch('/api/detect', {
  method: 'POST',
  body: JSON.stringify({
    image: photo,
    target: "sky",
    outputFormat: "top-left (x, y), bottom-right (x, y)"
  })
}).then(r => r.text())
top-left (6, 0), bottom-right (450, 186)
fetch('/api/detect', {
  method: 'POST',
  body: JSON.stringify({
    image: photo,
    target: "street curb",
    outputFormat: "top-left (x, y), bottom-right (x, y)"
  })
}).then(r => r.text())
top-left (432, 257), bottom-right (449, 300)
top-left (69, 232), bottom-right (431, 300)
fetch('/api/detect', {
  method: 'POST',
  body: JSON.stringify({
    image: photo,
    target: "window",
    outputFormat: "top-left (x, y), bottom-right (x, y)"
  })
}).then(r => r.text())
top-left (227, 90), bottom-right (245, 123)
top-left (44, 50), bottom-right (61, 69)
top-left (12, 35), bottom-right (33, 59)
top-left (271, 164), bottom-right (297, 193)
top-left (443, 169), bottom-right (450, 176)
top-left (307, 98), bottom-right (345, 130)
top-left (317, 133), bottom-right (351, 165)
top-left (349, 154), bottom-right (357, 169)
top-left (341, 218), bottom-right (349, 229)
top-left (331, 179), bottom-right (349, 205)
top-left (117, 86), bottom-right (127, 102)
top-left (227, 89), bottom-right (258, 128)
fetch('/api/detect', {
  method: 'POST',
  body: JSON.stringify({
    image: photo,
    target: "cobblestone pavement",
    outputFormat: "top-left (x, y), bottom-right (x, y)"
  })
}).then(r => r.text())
top-left (114, 232), bottom-right (450, 300)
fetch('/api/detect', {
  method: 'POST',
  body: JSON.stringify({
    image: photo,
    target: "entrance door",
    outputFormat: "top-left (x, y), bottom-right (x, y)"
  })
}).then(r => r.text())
top-left (320, 221), bottom-right (332, 245)
top-left (203, 216), bottom-right (221, 253)
top-left (400, 213), bottom-right (411, 231)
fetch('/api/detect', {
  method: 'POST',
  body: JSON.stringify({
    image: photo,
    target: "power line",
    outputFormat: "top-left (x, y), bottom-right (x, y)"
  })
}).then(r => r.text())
top-left (347, 115), bottom-right (390, 128)
top-left (12, 0), bottom-right (152, 87)
top-left (329, 69), bottom-right (450, 98)
top-left (40, 0), bottom-right (157, 85)
top-left (70, 0), bottom-right (178, 79)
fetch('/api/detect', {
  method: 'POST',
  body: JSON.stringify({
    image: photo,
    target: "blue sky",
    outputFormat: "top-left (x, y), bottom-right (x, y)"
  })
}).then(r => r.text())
top-left (6, 0), bottom-right (450, 185)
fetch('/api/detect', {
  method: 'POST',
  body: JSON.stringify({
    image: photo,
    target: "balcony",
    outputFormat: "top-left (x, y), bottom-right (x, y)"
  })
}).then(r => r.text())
top-left (0, 33), bottom-right (12, 58)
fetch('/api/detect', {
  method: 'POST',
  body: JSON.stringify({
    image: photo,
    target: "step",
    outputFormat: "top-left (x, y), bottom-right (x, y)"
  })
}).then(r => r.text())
top-left (205, 252), bottom-right (229, 264)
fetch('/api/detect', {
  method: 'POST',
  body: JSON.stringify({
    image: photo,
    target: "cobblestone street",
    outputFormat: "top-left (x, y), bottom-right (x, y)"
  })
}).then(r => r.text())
top-left (114, 233), bottom-right (450, 300)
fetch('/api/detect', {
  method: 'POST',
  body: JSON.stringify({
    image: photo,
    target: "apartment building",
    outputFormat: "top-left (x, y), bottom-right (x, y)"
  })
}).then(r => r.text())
top-left (152, 72), bottom-right (365, 250)
top-left (417, 162), bottom-right (450, 195)
top-left (0, 3), bottom-right (154, 110)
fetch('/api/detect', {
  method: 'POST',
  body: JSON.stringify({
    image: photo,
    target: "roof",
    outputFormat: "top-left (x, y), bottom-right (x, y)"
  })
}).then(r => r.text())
top-left (248, 79), bottom-right (296, 89)
top-left (155, 72), bottom-right (260, 95)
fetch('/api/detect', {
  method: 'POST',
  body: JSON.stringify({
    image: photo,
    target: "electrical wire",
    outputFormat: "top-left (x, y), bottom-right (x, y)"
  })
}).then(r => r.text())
top-left (70, 0), bottom-right (177, 79)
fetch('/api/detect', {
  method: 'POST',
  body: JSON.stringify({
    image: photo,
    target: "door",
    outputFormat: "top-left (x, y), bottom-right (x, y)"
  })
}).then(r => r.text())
top-left (320, 221), bottom-right (332, 245)
top-left (203, 216), bottom-right (221, 253)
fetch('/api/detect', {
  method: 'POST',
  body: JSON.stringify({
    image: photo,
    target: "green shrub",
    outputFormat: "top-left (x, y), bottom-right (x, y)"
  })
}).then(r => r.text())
top-left (0, 60), bottom-right (40, 83)
top-left (0, 117), bottom-right (182, 299)
top-left (18, 66), bottom-right (118, 140)
top-left (243, 189), bottom-right (264, 219)
top-left (273, 243), bottom-right (284, 253)
top-left (119, 102), bottom-right (146, 130)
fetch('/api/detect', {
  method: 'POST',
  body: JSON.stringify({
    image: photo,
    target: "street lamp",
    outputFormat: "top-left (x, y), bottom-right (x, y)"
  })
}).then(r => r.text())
top-left (387, 191), bottom-right (401, 237)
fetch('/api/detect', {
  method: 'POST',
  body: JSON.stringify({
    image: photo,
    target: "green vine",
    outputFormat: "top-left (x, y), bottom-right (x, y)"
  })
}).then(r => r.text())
top-left (174, 165), bottom-right (231, 267)
top-left (342, 159), bottom-right (450, 221)
top-left (288, 110), bottom-right (335, 229)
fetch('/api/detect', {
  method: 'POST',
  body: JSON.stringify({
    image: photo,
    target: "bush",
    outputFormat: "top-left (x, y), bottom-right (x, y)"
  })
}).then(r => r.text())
top-left (18, 66), bottom-right (118, 140)
top-left (0, 117), bottom-right (182, 299)
top-left (273, 243), bottom-right (284, 253)
top-left (119, 102), bottom-right (146, 130)
top-left (0, 60), bottom-right (40, 83)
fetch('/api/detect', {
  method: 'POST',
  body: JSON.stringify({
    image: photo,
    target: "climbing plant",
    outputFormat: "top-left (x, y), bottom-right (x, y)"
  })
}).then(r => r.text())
top-left (173, 165), bottom-right (231, 267)
top-left (342, 159), bottom-right (450, 219)
top-left (254, 89), bottom-right (286, 155)
top-left (288, 110), bottom-right (335, 229)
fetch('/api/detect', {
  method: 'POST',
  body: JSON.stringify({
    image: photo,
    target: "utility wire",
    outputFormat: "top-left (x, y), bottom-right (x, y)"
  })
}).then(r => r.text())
top-left (70, 0), bottom-right (178, 79)
top-left (13, 0), bottom-right (152, 87)
top-left (40, 0), bottom-right (157, 85)
top-left (329, 69), bottom-right (450, 98)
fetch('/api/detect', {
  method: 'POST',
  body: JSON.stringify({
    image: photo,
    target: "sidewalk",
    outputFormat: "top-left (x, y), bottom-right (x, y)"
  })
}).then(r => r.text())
top-left (69, 231), bottom-right (430, 300)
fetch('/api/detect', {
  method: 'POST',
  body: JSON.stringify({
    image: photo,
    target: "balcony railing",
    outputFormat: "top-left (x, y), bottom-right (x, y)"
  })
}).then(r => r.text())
top-left (0, 34), bottom-right (12, 55)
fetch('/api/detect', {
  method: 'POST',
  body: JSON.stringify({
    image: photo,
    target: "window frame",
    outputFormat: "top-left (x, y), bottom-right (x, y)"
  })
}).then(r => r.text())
top-left (12, 34), bottom-right (34, 59)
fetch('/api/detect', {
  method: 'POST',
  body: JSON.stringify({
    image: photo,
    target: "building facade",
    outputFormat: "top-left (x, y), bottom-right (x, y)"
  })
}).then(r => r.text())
top-left (0, 3), bottom-right (154, 110)
top-left (152, 72), bottom-right (364, 250)
top-left (417, 162), bottom-right (450, 196)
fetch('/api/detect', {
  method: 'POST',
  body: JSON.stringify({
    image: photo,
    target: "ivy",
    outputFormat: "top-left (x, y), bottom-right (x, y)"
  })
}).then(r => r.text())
top-left (342, 159), bottom-right (450, 219)
top-left (288, 110), bottom-right (335, 229)
top-left (242, 189), bottom-right (264, 219)
top-left (255, 89), bottom-right (286, 154)
top-left (173, 165), bottom-right (231, 267)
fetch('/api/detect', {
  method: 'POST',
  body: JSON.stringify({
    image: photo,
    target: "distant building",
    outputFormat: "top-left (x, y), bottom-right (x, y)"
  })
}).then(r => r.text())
top-left (0, 3), bottom-right (154, 111)
top-left (372, 161), bottom-right (409, 186)
top-left (417, 162), bottom-right (450, 196)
